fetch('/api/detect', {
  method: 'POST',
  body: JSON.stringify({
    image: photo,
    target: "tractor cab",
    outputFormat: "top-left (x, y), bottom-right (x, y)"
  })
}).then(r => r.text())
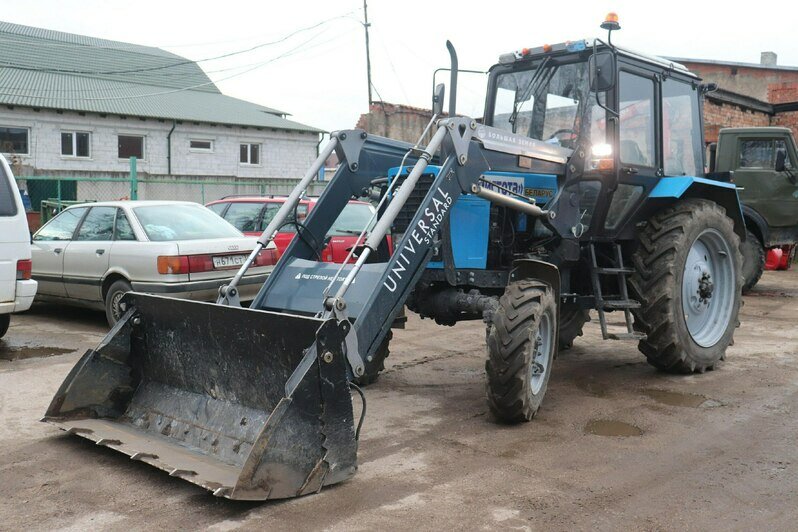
top-left (483, 36), bottom-right (707, 239)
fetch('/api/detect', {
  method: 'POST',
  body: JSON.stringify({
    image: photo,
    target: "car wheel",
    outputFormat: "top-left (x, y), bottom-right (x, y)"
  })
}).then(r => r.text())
top-left (105, 279), bottom-right (132, 327)
top-left (0, 314), bottom-right (9, 338)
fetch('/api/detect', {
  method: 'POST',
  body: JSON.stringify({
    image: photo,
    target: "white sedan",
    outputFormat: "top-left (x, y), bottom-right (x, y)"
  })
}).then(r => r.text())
top-left (31, 200), bottom-right (278, 326)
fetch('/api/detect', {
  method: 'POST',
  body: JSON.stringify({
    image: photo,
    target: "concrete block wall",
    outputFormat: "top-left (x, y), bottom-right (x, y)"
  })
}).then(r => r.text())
top-left (0, 107), bottom-right (319, 179)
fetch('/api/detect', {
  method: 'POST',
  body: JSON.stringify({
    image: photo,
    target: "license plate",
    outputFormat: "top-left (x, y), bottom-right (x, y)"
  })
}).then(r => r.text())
top-left (212, 254), bottom-right (247, 269)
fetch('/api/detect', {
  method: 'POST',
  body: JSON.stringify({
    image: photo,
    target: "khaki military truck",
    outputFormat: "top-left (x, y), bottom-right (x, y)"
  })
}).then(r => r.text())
top-left (709, 127), bottom-right (798, 291)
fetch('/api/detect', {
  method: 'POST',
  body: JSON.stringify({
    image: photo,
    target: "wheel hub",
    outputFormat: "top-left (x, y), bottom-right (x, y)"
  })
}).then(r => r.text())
top-left (530, 314), bottom-right (553, 395)
top-left (698, 271), bottom-right (714, 302)
top-left (681, 229), bottom-right (735, 347)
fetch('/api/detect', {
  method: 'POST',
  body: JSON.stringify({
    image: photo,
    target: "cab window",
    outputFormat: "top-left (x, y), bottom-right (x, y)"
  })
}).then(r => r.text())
top-left (738, 139), bottom-right (791, 169)
top-left (34, 207), bottom-right (88, 241)
top-left (619, 72), bottom-right (655, 168)
top-left (662, 78), bottom-right (702, 176)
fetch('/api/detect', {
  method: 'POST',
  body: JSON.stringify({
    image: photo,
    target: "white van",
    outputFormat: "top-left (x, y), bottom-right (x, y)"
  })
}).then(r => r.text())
top-left (0, 155), bottom-right (37, 338)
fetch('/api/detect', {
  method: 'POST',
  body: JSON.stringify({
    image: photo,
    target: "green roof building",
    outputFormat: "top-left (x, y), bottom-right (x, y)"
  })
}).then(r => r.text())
top-left (0, 21), bottom-right (323, 182)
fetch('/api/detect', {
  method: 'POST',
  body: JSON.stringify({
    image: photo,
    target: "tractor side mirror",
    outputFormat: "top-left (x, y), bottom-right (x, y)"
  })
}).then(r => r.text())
top-left (589, 51), bottom-right (616, 92)
top-left (776, 149), bottom-right (787, 172)
top-left (432, 83), bottom-right (446, 116)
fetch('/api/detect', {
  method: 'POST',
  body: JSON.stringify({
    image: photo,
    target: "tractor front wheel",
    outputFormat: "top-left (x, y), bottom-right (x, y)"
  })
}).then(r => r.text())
top-left (630, 199), bottom-right (742, 373)
top-left (485, 281), bottom-right (557, 422)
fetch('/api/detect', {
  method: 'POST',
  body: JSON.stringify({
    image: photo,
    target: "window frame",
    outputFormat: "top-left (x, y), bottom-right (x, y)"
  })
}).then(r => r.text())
top-left (0, 125), bottom-right (30, 156)
top-left (61, 130), bottom-right (91, 159)
top-left (617, 69), bottom-right (658, 171)
top-left (239, 142), bottom-right (261, 166)
top-left (737, 138), bottom-right (778, 170)
top-left (33, 206), bottom-right (90, 241)
top-left (74, 205), bottom-right (117, 242)
top-left (117, 134), bottom-right (145, 161)
top-left (113, 208), bottom-right (138, 241)
top-left (189, 139), bottom-right (214, 153)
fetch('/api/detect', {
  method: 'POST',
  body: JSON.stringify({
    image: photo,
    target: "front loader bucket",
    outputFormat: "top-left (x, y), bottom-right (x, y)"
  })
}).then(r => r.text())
top-left (43, 293), bottom-right (357, 500)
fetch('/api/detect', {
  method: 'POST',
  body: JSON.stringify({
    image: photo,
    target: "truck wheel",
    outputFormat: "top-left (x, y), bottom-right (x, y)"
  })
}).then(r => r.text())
top-left (353, 331), bottom-right (391, 386)
top-left (0, 314), bottom-right (9, 338)
top-left (486, 281), bottom-right (557, 422)
top-left (630, 199), bottom-right (742, 373)
top-left (104, 279), bottom-right (132, 327)
top-left (740, 229), bottom-right (764, 292)
top-left (558, 306), bottom-right (590, 350)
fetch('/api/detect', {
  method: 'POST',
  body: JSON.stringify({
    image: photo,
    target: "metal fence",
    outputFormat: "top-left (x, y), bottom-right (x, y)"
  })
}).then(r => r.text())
top-left (15, 158), bottom-right (329, 215)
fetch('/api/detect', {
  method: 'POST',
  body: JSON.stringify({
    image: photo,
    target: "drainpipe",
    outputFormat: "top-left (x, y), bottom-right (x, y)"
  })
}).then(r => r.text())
top-left (167, 120), bottom-right (176, 175)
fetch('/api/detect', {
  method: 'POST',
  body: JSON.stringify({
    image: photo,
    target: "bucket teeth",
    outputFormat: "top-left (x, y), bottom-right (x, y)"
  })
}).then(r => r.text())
top-left (130, 452), bottom-right (159, 461)
top-left (96, 438), bottom-right (122, 447)
top-left (169, 468), bottom-right (198, 478)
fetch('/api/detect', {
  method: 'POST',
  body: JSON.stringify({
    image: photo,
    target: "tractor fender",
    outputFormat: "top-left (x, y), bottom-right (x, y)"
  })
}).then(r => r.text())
top-left (649, 176), bottom-right (746, 239)
top-left (740, 204), bottom-right (769, 245)
top-left (510, 259), bottom-right (561, 302)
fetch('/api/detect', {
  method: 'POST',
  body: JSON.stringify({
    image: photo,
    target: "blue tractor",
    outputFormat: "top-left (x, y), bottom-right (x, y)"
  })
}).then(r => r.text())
top-left (45, 18), bottom-right (744, 500)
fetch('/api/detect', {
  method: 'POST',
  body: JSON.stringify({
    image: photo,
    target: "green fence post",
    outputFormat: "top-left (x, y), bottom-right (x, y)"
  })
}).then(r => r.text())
top-left (57, 179), bottom-right (62, 204)
top-left (129, 156), bottom-right (138, 200)
top-left (201, 183), bottom-right (205, 204)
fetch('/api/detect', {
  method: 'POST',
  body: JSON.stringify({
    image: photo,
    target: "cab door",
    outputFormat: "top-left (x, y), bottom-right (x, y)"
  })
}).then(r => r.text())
top-left (63, 206), bottom-right (115, 301)
top-left (736, 138), bottom-right (798, 228)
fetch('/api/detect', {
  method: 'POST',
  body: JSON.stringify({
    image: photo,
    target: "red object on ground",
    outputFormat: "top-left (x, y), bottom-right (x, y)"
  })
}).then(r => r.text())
top-left (765, 245), bottom-right (795, 271)
top-left (205, 196), bottom-right (391, 263)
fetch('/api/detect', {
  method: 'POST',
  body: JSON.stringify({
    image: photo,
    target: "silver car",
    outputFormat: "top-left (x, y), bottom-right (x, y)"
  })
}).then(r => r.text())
top-left (31, 200), bottom-right (277, 325)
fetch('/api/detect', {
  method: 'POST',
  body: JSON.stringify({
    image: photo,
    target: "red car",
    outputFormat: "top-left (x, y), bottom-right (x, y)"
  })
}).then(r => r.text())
top-left (206, 196), bottom-right (382, 263)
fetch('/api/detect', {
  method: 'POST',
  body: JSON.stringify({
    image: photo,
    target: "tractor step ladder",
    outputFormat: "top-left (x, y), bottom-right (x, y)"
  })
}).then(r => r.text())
top-left (588, 243), bottom-right (646, 341)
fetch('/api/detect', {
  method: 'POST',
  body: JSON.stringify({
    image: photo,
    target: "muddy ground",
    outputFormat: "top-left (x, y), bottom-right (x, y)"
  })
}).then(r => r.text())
top-left (2, 271), bottom-right (798, 530)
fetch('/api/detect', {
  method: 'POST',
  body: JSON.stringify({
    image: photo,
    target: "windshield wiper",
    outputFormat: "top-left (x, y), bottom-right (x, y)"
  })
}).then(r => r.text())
top-left (508, 57), bottom-right (552, 132)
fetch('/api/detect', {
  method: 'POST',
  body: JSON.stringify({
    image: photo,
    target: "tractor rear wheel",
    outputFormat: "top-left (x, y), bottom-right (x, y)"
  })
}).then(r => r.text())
top-left (486, 281), bottom-right (557, 422)
top-left (354, 331), bottom-right (391, 386)
top-left (740, 229), bottom-right (765, 293)
top-left (629, 199), bottom-right (742, 373)
top-left (558, 306), bottom-right (590, 350)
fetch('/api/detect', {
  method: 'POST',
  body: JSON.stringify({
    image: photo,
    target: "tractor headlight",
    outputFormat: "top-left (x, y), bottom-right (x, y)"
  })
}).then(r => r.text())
top-left (589, 143), bottom-right (614, 172)
top-left (591, 143), bottom-right (613, 157)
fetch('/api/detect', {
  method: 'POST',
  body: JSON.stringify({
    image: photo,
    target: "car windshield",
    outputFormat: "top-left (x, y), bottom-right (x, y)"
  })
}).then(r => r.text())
top-left (134, 204), bottom-right (243, 241)
top-left (329, 203), bottom-right (376, 236)
top-left (492, 59), bottom-right (597, 148)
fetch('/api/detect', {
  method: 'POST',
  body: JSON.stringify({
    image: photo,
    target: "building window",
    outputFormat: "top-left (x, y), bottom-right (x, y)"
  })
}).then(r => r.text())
top-left (0, 126), bottom-right (29, 155)
top-left (240, 143), bottom-right (260, 165)
top-left (61, 131), bottom-right (90, 158)
top-left (190, 139), bottom-right (213, 152)
top-left (118, 135), bottom-right (144, 159)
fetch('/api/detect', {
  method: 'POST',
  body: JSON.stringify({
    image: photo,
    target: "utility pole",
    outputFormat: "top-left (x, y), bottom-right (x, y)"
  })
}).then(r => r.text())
top-left (363, 0), bottom-right (373, 106)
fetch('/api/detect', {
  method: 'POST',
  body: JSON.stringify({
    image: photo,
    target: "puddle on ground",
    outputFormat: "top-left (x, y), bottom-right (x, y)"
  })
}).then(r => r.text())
top-left (584, 419), bottom-right (643, 437)
top-left (573, 376), bottom-right (610, 397)
top-left (0, 345), bottom-right (74, 361)
top-left (642, 389), bottom-right (713, 408)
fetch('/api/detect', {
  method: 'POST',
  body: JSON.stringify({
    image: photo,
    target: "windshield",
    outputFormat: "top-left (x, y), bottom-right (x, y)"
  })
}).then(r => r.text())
top-left (492, 59), bottom-right (601, 149)
top-left (134, 204), bottom-right (243, 241)
top-left (329, 203), bottom-right (376, 236)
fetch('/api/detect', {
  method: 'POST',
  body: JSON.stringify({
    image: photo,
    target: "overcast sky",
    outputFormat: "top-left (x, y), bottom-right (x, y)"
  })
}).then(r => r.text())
top-left (4, 0), bottom-right (798, 133)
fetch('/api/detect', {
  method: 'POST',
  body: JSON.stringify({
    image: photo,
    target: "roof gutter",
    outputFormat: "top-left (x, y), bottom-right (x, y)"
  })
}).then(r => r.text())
top-left (167, 119), bottom-right (176, 175)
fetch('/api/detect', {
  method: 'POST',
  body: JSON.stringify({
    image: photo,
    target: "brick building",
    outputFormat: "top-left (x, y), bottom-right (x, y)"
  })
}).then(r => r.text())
top-left (672, 53), bottom-right (798, 143)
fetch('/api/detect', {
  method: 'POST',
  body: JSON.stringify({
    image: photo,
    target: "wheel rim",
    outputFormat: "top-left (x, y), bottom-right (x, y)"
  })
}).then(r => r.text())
top-left (530, 311), bottom-right (554, 395)
top-left (110, 290), bottom-right (126, 322)
top-left (682, 228), bottom-right (735, 347)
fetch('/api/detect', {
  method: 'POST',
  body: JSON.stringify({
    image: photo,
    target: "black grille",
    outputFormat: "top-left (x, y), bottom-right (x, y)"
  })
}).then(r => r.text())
top-left (391, 172), bottom-right (436, 234)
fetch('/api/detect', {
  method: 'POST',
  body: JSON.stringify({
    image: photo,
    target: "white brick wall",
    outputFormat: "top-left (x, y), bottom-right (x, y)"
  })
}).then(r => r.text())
top-left (0, 107), bottom-right (320, 178)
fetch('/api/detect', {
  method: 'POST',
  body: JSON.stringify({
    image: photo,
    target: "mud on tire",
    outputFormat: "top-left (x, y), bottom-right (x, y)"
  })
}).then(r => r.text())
top-left (740, 228), bottom-right (765, 293)
top-left (485, 281), bottom-right (557, 422)
top-left (629, 199), bottom-right (742, 373)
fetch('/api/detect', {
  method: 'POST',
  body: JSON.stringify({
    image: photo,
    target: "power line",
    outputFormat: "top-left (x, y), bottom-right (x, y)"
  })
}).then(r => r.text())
top-left (0, 10), bottom-right (360, 76)
top-left (0, 27), bottom-right (344, 102)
